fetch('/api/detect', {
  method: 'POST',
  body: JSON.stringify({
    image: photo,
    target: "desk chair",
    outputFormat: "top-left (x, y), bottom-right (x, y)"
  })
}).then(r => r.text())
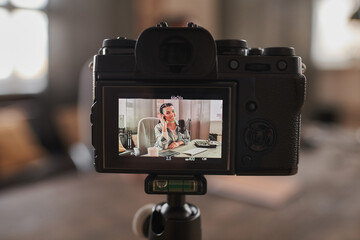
top-left (137, 117), bottom-right (159, 155)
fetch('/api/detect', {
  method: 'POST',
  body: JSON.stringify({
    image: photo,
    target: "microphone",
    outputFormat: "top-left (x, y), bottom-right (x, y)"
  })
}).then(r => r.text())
top-left (185, 118), bottom-right (191, 129)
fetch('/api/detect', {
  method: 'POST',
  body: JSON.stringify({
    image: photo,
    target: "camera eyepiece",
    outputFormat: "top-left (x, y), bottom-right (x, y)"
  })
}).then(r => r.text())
top-left (135, 26), bottom-right (216, 78)
top-left (159, 37), bottom-right (193, 73)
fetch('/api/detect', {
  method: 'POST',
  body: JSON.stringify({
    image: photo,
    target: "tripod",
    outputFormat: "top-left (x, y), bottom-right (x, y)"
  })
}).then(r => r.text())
top-left (133, 175), bottom-right (205, 240)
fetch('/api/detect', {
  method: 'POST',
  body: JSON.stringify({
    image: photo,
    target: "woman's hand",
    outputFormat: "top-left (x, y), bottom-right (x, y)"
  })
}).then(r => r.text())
top-left (168, 141), bottom-right (184, 149)
top-left (158, 113), bottom-right (167, 129)
top-left (158, 113), bottom-right (169, 140)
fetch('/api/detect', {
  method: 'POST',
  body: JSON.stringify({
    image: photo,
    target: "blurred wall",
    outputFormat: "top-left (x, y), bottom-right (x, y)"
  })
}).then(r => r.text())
top-left (221, 0), bottom-right (312, 63)
top-left (47, 0), bottom-right (134, 105)
top-left (315, 69), bottom-right (360, 126)
top-left (134, 0), bottom-right (219, 37)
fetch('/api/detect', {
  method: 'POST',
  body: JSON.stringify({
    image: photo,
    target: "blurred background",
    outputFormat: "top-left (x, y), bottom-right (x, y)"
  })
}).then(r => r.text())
top-left (1, 0), bottom-right (360, 239)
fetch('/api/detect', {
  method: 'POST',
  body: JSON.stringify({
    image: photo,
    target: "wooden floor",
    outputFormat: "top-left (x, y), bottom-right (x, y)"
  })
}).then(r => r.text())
top-left (1, 126), bottom-right (360, 240)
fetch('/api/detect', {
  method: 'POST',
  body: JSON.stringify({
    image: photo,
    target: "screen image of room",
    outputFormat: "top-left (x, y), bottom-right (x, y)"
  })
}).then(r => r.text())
top-left (118, 98), bottom-right (222, 157)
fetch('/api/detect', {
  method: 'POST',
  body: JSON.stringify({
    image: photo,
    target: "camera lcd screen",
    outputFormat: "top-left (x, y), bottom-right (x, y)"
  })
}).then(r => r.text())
top-left (118, 98), bottom-right (223, 160)
top-left (100, 83), bottom-right (235, 174)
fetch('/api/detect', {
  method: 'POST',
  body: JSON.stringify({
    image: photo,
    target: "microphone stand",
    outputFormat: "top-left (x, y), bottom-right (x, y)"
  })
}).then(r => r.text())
top-left (187, 118), bottom-right (191, 140)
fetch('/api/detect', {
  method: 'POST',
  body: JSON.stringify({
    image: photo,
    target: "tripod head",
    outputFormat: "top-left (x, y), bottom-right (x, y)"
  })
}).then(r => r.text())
top-left (133, 175), bottom-right (207, 239)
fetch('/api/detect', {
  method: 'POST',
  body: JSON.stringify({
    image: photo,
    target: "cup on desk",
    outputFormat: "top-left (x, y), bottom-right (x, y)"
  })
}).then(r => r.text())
top-left (148, 147), bottom-right (159, 156)
top-left (133, 147), bottom-right (140, 156)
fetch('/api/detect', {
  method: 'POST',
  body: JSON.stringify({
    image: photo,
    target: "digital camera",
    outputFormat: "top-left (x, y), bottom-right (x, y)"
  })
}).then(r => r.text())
top-left (91, 22), bottom-right (306, 176)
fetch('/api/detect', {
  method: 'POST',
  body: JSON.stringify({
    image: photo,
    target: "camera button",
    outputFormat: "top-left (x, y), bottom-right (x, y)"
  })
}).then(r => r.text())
top-left (246, 101), bottom-right (257, 112)
top-left (187, 22), bottom-right (198, 28)
top-left (156, 22), bottom-right (168, 27)
top-left (229, 59), bottom-right (239, 70)
top-left (277, 60), bottom-right (287, 71)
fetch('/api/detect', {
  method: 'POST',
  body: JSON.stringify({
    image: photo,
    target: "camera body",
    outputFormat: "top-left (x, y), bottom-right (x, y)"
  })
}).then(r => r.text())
top-left (91, 23), bottom-right (306, 176)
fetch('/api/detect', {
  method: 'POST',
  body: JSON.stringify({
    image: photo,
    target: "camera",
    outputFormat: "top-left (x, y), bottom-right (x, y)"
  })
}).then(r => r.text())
top-left (91, 23), bottom-right (306, 176)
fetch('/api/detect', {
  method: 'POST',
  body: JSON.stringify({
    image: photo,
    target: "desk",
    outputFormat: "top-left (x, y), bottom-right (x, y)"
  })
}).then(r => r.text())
top-left (151, 139), bottom-right (221, 158)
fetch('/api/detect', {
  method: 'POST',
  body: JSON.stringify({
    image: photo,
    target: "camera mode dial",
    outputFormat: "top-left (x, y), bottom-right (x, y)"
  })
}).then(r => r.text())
top-left (216, 39), bottom-right (248, 56)
top-left (101, 37), bottom-right (136, 55)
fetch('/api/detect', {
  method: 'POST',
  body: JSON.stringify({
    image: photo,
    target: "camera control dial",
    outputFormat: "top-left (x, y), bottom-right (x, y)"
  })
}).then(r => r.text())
top-left (100, 37), bottom-right (136, 55)
top-left (245, 120), bottom-right (276, 152)
top-left (216, 39), bottom-right (248, 56)
top-left (263, 47), bottom-right (295, 56)
top-left (102, 37), bottom-right (135, 48)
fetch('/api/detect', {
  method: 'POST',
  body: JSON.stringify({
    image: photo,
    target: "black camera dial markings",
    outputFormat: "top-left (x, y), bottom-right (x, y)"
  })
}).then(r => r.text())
top-left (245, 120), bottom-right (276, 152)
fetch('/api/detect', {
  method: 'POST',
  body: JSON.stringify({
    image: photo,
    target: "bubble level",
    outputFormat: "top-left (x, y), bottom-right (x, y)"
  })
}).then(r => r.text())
top-left (153, 179), bottom-right (197, 193)
top-left (145, 175), bottom-right (207, 195)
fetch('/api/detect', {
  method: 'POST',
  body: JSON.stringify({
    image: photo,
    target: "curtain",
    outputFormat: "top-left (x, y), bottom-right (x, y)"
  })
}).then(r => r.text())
top-left (179, 100), bottom-right (211, 140)
top-left (123, 99), bottom-right (157, 132)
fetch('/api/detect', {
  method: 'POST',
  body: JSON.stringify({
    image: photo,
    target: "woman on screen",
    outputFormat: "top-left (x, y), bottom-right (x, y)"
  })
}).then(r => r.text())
top-left (154, 103), bottom-right (190, 150)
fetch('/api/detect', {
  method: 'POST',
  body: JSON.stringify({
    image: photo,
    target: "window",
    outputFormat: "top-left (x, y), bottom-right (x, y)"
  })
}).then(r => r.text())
top-left (0, 0), bottom-right (48, 95)
top-left (210, 100), bottom-right (222, 121)
top-left (312, 0), bottom-right (360, 69)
